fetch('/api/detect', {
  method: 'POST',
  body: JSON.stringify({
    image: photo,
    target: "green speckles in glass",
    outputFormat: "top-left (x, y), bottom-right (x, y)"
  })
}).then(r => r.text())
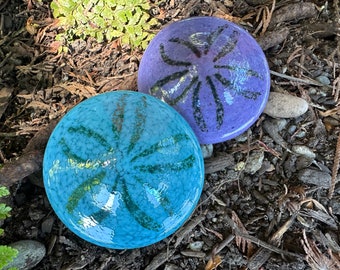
top-left (43, 91), bottom-right (204, 249)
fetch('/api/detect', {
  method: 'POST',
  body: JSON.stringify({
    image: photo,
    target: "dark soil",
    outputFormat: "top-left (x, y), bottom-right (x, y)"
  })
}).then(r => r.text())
top-left (1, 0), bottom-right (340, 269)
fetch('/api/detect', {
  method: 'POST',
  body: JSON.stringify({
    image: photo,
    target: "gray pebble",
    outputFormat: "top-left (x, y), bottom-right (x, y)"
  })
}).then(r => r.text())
top-left (200, 144), bottom-right (213, 159)
top-left (41, 216), bottom-right (55, 234)
top-left (4, 240), bottom-right (46, 270)
top-left (316, 75), bottom-right (331, 85)
top-left (297, 169), bottom-right (331, 188)
top-left (263, 92), bottom-right (308, 118)
top-left (188, 241), bottom-right (204, 251)
top-left (292, 145), bottom-right (316, 159)
top-left (288, 125), bottom-right (297, 134)
top-left (262, 119), bottom-right (288, 149)
top-left (296, 156), bottom-right (314, 170)
top-left (294, 130), bottom-right (306, 139)
top-left (245, 150), bottom-right (264, 174)
top-left (235, 130), bottom-right (251, 142)
top-left (271, 118), bottom-right (288, 132)
top-left (164, 264), bottom-right (181, 270)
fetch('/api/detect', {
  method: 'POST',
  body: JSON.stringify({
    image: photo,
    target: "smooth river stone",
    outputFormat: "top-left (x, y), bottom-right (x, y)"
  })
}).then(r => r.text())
top-left (138, 16), bottom-right (270, 144)
top-left (43, 91), bottom-right (204, 249)
top-left (263, 92), bottom-right (308, 118)
top-left (4, 240), bottom-right (46, 270)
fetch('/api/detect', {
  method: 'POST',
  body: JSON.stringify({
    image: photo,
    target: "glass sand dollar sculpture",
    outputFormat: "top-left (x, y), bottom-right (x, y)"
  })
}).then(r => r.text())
top-left (138, 16), bottom-right (271, 144)
top-left (43, 91), bottom-right (204, 249)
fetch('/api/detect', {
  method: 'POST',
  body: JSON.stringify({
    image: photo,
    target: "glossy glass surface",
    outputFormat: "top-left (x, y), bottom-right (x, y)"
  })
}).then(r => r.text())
top-left (43, 91), bottom-right (204, 249)
top-left (138, 16), bottom-right (270, 144)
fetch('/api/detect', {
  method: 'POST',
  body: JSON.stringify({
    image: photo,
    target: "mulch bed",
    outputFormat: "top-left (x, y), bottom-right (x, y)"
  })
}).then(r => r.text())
top-left (1, 0), bottom-right (340, 269)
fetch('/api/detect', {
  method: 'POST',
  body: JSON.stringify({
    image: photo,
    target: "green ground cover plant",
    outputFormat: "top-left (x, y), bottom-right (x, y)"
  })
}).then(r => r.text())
top-left (0, 187), bottom-right (18, 270)
top-left (50, 0), bottom-right (158, 50)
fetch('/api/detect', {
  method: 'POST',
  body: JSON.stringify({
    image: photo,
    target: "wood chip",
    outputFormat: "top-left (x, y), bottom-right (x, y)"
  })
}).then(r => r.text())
top-left (204, 153), bottom-right (235, 174)
top-left (257, 27), bottom-right (289, 50)
top-left (269, 2), bottom-right (318, 27)
top-left (0, 87), bottom-right (13, 119)
top-left (180, 250), bottom-right (206, 258)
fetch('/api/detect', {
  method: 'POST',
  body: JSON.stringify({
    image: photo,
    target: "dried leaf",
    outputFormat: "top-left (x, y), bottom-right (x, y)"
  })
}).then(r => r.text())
top-left (205, 254), bottom-right (222, 270)
top-left (319, 107), bottom-right (340, 117)
top-left (231, 210), bottom-right (254, 257)
top-left (59, 82), bottom-right (97, 99)
top-left (301, 230), bottom-right (340, 270)
top-left (26, 16), bottom-right (38, 35)
top-left (329, 133), bottom-right (340, 199)
top-left (205, 227), bottom-right (224, 241)
top-left (214, 10), bottom-right (255, 24)
top-left (0, 87), bottom-right (13, 119)
top-left (27, 100), bottom-right (51, 111)
top-left (47, 40), bottom-right (63, 54)
top-left (333, 76), bottom-right (340, 102)
top-left (300, 198), bottom-right (328, 213)
top-left (300, 209), bottom-right (337, 229)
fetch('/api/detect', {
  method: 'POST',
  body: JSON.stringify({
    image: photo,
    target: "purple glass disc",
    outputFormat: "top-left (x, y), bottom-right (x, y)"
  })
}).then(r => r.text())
top-left (138, 16), bottom-right (270, 144)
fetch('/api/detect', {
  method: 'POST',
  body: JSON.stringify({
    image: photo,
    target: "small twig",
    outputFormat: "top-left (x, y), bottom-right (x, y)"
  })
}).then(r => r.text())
top-left (145, 213), bottom-right (206, 270)
top-left (261, 0), bottom-right (276, 35)
top-left (173, 213), bottom-right (206, 248)
top-left (213, 234), bottom-right (235, 255)
top-left (328, 133), bottom-right (340, 199)
top-left (270, 70), bottom-right (332, 88)
top-left (0, 120), bottom-right (58, 187)
top-left (225, 214), bottom-right (301, 258)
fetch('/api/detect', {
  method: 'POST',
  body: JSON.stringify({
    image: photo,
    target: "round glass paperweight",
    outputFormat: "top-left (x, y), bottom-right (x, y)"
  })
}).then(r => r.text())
top-left (138, 16), bottom-right (270, 144)
top-left (43, 91), bottom-right (204, 249)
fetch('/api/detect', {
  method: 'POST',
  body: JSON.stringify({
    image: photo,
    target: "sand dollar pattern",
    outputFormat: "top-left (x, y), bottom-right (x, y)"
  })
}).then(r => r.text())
top-left (151, 24), bottom-right (263, 131)
top-left (43, 91), bottom-right (204, 249)
top-left (138, 17), bottom-right (270, 144)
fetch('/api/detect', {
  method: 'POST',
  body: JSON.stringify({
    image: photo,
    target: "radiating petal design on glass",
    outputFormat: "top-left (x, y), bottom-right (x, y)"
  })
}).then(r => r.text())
top-left (56, 92), bottom-right (198, 233)
top-left (149, 23), bottom-right (263, 132)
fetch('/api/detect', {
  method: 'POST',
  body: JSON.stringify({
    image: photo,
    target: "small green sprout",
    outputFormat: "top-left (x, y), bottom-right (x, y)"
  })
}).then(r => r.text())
top-left (0, 187), bottom-right (18, 270)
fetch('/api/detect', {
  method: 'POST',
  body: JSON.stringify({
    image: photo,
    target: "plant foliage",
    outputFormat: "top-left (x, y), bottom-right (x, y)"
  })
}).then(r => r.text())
top-left (50, 0), bottom-right (158, 49)
top-left (0, 187), bottom-right (18, 270)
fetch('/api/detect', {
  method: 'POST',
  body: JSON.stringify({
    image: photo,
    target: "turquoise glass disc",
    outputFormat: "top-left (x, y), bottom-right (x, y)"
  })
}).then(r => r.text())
top-left (43, 91), bottom-right (204, 249)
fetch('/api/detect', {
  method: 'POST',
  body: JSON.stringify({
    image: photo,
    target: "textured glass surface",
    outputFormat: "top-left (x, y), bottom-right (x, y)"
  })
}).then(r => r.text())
top-left (138, 16), bottom-right (270, 144)
top-left (43, 91), bottom-right (204, 249)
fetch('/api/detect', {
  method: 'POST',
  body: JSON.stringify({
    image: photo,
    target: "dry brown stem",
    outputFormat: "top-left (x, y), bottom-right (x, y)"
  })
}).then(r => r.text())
top-left (328, 133), bottom-right (340, 199)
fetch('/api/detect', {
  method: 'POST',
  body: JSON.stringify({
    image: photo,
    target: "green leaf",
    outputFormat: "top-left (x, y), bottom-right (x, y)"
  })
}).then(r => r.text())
top-left (58, 15), bottom-right (76, 27)
top-left (139, 2), bottom-right (150, 10)
top-left (148, 17), bottom-right (159, 26)
top-left (128, 12), bottom-right (142, 25)
top-left (102, 6), bottom-right (113, 19)
top-left (92, 16), bottom-right (106, 28)
top-left (97, 0), bottom-right (104, 7)
top-left (0, 245), bottom-right (18, 270)
top-left (116, 10), bottom-right (128, 23)
top-left (0, 187), bottom-right (9, 198)
top-left (121, 34), bottom-right (130, 46)
top-left (0, 204), bottom-right (11, 220)
top-left (50, 2), bottom-right (61, 17)
top-left (92, 4), bottom-right (103, 14)
top-left (96, 31), bottom-right (104, 43)
top-left (106, 28), bottom-right (123, 41)
top-left (106, 0), bottom-right (117, 8)
top-left (73, 7), bottom-right (88, 24)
